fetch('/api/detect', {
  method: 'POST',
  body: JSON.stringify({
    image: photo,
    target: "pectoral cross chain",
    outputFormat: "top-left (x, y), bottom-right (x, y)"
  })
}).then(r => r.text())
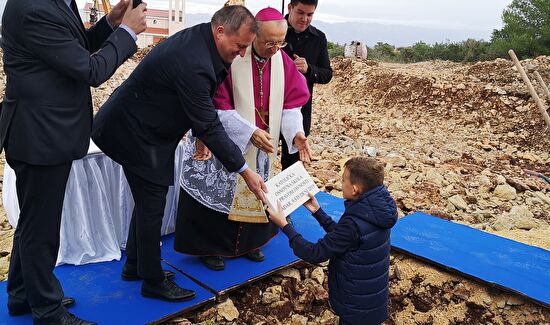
top-left (256, 60), bottom-right (269, 128)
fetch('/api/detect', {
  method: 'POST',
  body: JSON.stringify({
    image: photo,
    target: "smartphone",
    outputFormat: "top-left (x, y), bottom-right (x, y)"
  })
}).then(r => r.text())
top-left (133, 0), bottom-right (142, 8)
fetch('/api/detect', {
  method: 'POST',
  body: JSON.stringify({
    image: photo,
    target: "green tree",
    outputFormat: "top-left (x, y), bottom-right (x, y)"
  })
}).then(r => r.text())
top-left (410, 41), bottom-right (433, 61)
top-left (459, 39), bottom-right (492, 62)
top-left (490, 0), bottom-right (550, 58)
top-left (369, 42), bottom-right (397, 61)
top-left (327, 41), bottom-right (344, 58)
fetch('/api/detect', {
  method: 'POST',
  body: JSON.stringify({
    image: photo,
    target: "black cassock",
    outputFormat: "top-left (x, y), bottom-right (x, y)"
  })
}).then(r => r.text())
top-left (174, 189), bottom-right (279, 257)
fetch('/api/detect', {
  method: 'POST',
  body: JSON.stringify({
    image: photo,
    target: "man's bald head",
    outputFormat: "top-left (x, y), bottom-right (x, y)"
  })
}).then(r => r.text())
top-left (253, 20), bottom-right (288, 59)
top-left (257, 20), bottom-right (288, 39)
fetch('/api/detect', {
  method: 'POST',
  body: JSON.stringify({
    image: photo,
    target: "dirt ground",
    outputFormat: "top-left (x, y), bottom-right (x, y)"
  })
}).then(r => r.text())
top-left (1, 49), bottom-right (550, 324)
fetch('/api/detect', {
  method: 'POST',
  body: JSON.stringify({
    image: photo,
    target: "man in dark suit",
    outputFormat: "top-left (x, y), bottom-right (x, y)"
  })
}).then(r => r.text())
top-left (91, 5), bottom-right (267, 303)
top-left (0, 0), bottom-right (146, 324)
top-left (282, 0), bottom-right (333, 169)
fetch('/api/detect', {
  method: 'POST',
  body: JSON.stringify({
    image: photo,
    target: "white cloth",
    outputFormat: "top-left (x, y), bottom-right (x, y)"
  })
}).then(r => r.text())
top-left (179, 139), bottom-right (271, 215)
top-left (218, 108), bottom-right (303, 155)
top-left (217, 109), bottom-right (256, 154)
top-left (281, 108), bottom-right (304, 154)
top-left (2, 141), bottom-right (184, 265)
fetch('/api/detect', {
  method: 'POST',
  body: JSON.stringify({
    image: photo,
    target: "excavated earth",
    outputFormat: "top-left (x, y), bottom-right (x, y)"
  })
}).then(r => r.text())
top-left (1, 47), bottom-right (550, 324)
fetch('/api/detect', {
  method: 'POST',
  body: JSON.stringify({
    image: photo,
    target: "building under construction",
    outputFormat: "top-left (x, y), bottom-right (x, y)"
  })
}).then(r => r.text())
top-left (83, 0), bottom-right (186, 48)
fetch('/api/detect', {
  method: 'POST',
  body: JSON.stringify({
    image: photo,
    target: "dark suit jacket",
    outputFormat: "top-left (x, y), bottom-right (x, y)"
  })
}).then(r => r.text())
top-left (92, 23), bottom-right (245, 186)
top-left (283, 20), bottom-right (333, 134)
top-left (0, 0), bottom-right (137, 165)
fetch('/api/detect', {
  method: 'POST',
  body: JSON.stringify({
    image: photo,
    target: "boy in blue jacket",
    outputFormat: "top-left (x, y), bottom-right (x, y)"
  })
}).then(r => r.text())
top-left (268, 157), bottom-right (398, 325)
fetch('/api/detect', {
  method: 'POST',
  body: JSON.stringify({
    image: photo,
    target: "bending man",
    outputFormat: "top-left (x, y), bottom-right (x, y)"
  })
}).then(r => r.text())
top-left (92, 5), bottom-right (266, 301)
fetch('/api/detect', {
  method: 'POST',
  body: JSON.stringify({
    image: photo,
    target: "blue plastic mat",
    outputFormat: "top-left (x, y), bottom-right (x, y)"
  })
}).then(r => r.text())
top-left (0, 193), bottom-right (337, 324)
top-left (393, 212), bottom-right (550, 308)
top-left (162, 234), bottom-right (298, 294)
top-left (5, 192), bottom-right (548, 323)
top-left (162, 193), bottom-right (340, 294)
top-left (300, 194), bottom-right (550, 308)
top-left (0, 252), bottom-right (215, 325)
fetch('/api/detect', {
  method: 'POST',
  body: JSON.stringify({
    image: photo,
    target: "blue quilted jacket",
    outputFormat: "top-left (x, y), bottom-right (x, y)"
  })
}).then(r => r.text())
top-left (283, 185), bottom-right (398, 324)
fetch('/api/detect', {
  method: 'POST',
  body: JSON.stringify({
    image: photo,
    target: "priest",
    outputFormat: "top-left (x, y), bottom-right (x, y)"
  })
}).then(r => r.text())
top-left (174, 7), bottom-right (311, 270)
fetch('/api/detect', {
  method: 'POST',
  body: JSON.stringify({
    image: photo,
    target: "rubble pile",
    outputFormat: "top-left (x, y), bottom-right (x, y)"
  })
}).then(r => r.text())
top-left (330, 56), bottom-right (550, 150)
top-left (1, 49), bottom-right (550, 324)
top-left (174, 259), bottom-right (550, 325)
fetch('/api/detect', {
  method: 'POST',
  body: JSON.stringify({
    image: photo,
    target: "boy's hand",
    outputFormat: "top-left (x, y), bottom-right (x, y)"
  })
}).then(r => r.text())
top-left (267, 201), bottom-right (288, 228)
top-left (303, 192), bottom-right (320, 213)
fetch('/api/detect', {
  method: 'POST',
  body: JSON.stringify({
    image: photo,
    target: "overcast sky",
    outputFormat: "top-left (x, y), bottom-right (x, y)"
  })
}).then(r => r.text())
top-left (73, 0), bottom-right (512, 33)
top-left (0, 0), bottom-right (512, 36)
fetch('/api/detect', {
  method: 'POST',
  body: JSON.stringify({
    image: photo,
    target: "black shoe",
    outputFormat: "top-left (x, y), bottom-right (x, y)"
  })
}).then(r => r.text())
top-left (199, 256), bottom-right (225, 271)
top-left (245, 249), bottom-right (265, 262)
top-left (8, 297), bottom-right (76, 316)
top-left (121, 264), bottom-right (176, 281)
top-left (141, 278), bottom-right (196, 302)
top-left (59, 311), bottom-right (97, 325)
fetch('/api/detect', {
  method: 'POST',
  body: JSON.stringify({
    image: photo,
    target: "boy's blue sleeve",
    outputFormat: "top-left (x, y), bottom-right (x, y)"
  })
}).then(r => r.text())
top-left (281, 218), bottom-right (359, 264)
top-left (312, 207), bottom-right (337, 232)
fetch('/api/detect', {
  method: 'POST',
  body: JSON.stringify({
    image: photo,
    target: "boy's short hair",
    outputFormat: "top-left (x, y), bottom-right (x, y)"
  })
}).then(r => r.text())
top-left (344, 157), bottom-right (384, 192)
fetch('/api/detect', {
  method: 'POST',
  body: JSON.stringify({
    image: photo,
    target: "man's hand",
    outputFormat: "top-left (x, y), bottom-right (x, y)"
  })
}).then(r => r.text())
top-left (251, 129), bottom-right (274, 154)
top-left (267, 201), bottom-right (288, 228)
top-left (240, 168), bottom-right (267, 203)
top-left (193, 138), bottom-right (212, 161)
top-left (121, 1), bottom-right (147, 35)
top-left (293, 54), bottom-right (309, 74)
top-left (293, 132), bottom-right (312, 163)
top-left (106, 0), bottom-right (130, 28)
top-left (303, 192), bottom-right (320, 214)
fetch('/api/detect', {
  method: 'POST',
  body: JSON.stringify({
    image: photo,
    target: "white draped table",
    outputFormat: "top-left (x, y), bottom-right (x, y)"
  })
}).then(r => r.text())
top-left (2, 141), bottom-right (185, 266)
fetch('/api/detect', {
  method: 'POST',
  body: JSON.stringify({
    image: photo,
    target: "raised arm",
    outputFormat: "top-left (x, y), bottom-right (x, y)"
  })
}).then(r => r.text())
top-left (305, 36), bottom-right (332, 85)
top-left (23, 6), bottom-right (138, 87)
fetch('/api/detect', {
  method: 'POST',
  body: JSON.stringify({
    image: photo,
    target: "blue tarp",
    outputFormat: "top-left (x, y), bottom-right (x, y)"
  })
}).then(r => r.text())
top-left (3, 192), bottom-right (550, 324)
top-left (0, 251), bottom-right (215, 325)
top-left (392, 212), bottom-right (550, 308)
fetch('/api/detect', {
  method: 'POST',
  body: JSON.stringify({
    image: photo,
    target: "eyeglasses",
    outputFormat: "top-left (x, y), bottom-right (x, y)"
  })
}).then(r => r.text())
top-left (265, 41), bottom-right (288, 49)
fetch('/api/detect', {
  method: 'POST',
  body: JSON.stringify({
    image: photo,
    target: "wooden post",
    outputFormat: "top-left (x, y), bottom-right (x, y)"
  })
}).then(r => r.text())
top-left (508, 49), bottom-right (550, 129)
top-left (534, 71), bottom-right (550, 102)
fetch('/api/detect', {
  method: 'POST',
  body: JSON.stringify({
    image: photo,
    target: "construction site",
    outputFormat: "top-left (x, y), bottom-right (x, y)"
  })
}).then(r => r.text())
top-left (1, 0), bottom-right (550, 324)
top-left (1, 46), bottom-right (549, 325)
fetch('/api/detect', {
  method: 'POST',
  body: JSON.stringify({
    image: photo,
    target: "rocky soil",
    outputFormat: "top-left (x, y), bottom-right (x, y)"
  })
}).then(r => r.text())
top-left (1, 48), bottom-right (550, 324)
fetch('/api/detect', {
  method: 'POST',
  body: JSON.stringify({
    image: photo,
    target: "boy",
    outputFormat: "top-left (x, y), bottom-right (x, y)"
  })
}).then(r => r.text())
top-left (268, 157), bottom-right (398, 325)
